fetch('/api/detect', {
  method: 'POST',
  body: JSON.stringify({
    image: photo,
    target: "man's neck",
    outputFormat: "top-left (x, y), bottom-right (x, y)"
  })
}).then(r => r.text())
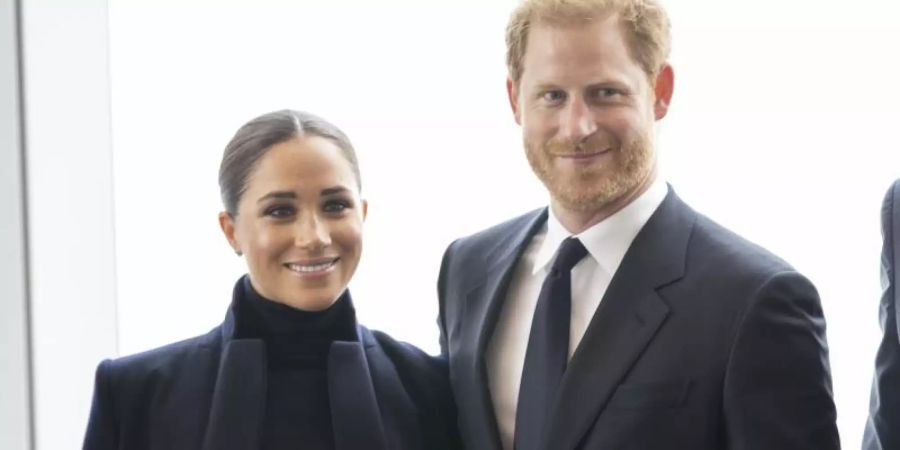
top-left (552, 173), bottom-right (657, 235)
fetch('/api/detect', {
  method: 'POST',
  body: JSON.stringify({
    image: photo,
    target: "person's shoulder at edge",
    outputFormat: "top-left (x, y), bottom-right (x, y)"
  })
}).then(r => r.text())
top-left (94, 326), bottom-right (220, 386)
top-left (444, 207), bottom-right (546, 259)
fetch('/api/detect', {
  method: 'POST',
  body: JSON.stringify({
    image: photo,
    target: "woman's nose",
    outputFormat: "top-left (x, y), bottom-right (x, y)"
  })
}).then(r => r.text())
top-left (294, 213), bottom-right (331, 250)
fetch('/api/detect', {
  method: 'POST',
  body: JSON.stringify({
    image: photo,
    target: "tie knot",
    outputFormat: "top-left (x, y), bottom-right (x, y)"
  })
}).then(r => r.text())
top-left (551, 237), bottom-right (588, 272)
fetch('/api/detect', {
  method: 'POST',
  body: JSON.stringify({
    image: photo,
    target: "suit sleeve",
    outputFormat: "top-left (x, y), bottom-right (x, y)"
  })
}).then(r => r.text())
top-left (722, 271), bottom-right (840, 450)
top-left (437, 240), bottom-right (458, 357)
top-left (864, 179), bottom-right (900, 450)
top-left (82, 359), bottom-right (117, 450)
top-left (865, 273), bottom-right (900, 450)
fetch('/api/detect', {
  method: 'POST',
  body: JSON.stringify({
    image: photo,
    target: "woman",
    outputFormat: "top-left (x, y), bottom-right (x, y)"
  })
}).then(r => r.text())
top-left (82, 110), bottom-right (461, 450)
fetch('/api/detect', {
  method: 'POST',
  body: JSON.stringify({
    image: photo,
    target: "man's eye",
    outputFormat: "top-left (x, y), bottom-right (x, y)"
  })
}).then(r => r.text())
top-left (541, 90), bottom-right (566, 103)
top-left (265, 205), bottom-right (295, 218)
top-left (592, 87), bottom-right (622, 99)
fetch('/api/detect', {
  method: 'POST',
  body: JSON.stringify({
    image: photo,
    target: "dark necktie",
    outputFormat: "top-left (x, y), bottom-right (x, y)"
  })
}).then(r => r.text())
top-left (514, 237), bottom-right (588, 450)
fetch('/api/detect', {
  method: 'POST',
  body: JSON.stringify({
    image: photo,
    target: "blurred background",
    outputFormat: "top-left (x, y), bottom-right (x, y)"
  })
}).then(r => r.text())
top-left (3, 0), bottom-right (899, 448)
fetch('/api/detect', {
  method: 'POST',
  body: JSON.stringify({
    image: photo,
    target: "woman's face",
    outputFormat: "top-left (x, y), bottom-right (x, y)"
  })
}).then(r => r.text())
top-left (219, 135), bottom-right (366, 311)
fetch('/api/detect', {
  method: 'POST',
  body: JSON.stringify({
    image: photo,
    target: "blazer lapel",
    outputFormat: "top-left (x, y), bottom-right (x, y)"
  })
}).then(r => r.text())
top-left (329, 339), bottom-right (390, 450)
top-left (544, 188), bottom-right (696, 450)
top-left (201, 338), bottom-right (267, 450)
top-left (457, 209), bottom-right (548, 450)
top-left (359, 328), bottom-right (421, 450)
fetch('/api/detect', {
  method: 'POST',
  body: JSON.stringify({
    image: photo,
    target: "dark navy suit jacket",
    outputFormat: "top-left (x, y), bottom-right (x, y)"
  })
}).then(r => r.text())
top-left (438, 186), bottom-right (840, 450)
top-left (82, 290), bottom-right (461, 450)
top-left (865, 179), bottom-right (900, 450)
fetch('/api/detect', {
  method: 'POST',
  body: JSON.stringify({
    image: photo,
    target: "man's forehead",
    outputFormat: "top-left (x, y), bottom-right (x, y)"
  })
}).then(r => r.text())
top-left (524, 17), bottom-right (627, 56)
top-left (528, 11), bottom-right (622, 35)
top-left (521, 21), bottom-right (636, 77)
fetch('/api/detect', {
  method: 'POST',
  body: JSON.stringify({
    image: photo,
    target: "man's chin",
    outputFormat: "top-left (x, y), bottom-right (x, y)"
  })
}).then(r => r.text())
top-left (552, 189), bottom-right (615, 213)
top-left (551, 178), bottom-right (641, 212)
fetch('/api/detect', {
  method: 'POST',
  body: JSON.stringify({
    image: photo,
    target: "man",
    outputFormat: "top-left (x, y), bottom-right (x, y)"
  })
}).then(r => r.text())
top-left (436, 0), bottom-right (840, 449)
top-left (864, 179), bottom-right (900, 450)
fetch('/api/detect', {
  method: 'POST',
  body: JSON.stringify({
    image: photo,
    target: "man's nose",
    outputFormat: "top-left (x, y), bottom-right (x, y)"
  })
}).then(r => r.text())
top-left (559, 97), bottom-right (597, 143)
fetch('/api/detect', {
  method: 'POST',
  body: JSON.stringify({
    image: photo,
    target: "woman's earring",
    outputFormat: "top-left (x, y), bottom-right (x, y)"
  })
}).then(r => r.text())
top-left (235, 250), bottom-right (243, 256)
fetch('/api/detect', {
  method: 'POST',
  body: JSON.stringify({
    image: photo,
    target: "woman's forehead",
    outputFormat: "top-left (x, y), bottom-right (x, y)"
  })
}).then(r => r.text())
top-left (244, 137), bottom-right (358, 197)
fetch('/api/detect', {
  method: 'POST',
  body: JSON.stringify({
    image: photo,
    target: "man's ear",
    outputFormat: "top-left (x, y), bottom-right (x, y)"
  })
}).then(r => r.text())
top-left (507, 76), bottom-right (522, 125)
top-left (653, 64), bottom-right (674, 120)
top-left (361, 199), bottom-right (368, 221)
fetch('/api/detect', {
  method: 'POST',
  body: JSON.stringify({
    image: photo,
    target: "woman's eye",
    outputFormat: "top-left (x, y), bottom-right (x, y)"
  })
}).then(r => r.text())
top-left (265, 205), bottom-right (295, 218)
top-left (323, 199), bottom-right (351, 213)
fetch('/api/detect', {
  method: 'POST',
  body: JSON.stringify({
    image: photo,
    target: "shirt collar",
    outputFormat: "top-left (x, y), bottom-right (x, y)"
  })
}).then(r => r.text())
top-left (532, 178), bottom-right (669, 275)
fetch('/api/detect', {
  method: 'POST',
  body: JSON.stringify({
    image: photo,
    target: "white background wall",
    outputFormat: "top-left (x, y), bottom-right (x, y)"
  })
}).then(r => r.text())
top-left (15, 0), bottom-right (900, 448)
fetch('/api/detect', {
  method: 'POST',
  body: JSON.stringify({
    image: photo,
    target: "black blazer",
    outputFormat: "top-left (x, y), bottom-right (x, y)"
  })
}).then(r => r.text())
top-left (864, 179), bottom-right (900, 450)
top-left (437, 186), bottom-right (840, 450)
top-left (82, 289), bottom-right (461, 450)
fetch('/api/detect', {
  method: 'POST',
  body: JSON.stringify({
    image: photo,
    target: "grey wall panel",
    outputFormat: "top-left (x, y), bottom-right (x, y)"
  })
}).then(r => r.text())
top-left (0, 0), bottom-right (33, 449)
top-left (20, 0), bottom-right (118, 448)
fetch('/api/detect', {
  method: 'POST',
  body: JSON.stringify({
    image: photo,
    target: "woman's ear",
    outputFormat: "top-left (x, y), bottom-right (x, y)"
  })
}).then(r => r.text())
top-left (218, 211), bottom-right (242, 256)
top-left (361, 199), bottom-right (369, 222)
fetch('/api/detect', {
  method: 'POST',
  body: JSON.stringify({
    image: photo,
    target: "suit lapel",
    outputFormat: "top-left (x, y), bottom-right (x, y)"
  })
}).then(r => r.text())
top-left (328, 338), bottom-right (391, 450)
top-left (359, 328), bottom-right (421, 450)
top-left (544, 188), bottom-right (696, 450)
top-left (201, 339), bottom-right (267, 450)
top-left (458, 209), bottom-right (548, 450)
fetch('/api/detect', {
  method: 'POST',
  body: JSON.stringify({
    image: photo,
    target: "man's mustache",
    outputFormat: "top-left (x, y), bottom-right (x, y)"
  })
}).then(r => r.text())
top-left (543, 139), bottom-right (613, 156)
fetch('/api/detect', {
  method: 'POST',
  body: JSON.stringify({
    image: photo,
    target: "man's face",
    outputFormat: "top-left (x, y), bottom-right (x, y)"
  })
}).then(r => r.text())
top-left (509, 16), bottom-right (672, 213)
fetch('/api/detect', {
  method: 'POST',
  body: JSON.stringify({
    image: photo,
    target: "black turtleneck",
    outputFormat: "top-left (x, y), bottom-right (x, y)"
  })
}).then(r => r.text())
top-left (234, 276), bottom-right (358, 450)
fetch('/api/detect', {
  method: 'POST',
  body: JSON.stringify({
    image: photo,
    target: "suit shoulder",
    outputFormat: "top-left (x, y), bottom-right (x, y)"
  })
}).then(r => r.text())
top-left (442, 208), bottom-right (545, 275)
top-left (366, 327), bottom-right (450, 398)
top-left (368, 328), bottom-right (439, 374)
top-left (451, 208), bottom-right (544, 253)
top-left (102, 327), bottom-right (220, 383)
top-left (689, 213), bottom-right (796, 279)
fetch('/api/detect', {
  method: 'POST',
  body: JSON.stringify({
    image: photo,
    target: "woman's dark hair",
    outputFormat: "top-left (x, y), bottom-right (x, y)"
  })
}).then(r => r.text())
top-left (218, 109), bottom-right (361, 216)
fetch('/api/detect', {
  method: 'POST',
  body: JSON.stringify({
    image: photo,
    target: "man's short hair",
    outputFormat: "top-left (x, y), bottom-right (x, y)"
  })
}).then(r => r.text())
top-left (506, 0), bottom-right (672, 85)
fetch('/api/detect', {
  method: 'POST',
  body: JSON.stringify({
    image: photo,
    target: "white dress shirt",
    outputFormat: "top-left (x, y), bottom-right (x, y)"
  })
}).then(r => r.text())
top-left (486, 179), bottom-right (668, 450)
